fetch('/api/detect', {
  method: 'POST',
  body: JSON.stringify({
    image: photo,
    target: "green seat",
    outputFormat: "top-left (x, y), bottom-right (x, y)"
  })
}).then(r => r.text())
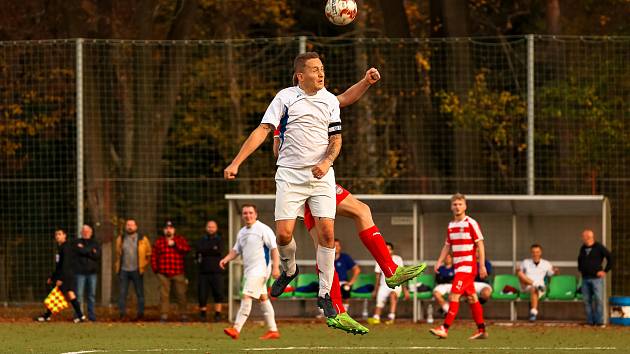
top-left (267, 277), bottom-right (297, 298)
top-left (350, 274), bottom-right (376, 299)
top-left (491, 274), bottom-right (520, 300)
top-left (294, 273), bottom-right (319, 298)
top-left (547, 275), bottom-right (577, 300)
top-left (412, 274), bottom-right (436, 300)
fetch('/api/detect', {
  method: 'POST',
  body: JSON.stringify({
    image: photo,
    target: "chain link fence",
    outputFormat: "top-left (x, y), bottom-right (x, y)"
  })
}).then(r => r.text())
top-left (0, 36), bottom-right (628, 304)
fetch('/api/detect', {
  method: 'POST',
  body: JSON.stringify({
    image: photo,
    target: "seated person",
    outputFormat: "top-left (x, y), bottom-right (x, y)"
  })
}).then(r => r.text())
top-left (517, 244), bottom-right (558, 321)
top-left (334, 239), bottom-right (361, 312)
top-left (368, 242), bottom-right (409, 325)
top-left (433, 253), bottom-right (455, 315)
top-left (474, 248), bottom-right (493, 304)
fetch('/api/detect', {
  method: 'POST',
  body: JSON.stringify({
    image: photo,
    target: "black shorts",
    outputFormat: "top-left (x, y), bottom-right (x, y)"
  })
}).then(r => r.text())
top-left (58, 276), bottom-right (77, 294)
top-left (198, 272), bottom-right (225, 305)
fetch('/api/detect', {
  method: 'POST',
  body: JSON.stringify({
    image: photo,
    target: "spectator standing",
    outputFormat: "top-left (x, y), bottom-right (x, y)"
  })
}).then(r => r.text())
top-left (517, 244), bottom-right (558, 321)
top-left (578, 229), bottom-right (613, 327)
top-left (75, 225), bottom-right (101, 321)
top-left (115, 219), bottom-right (152, 320)
top-left (196, 220), bottom-right (225, 322)
top-left (152, 221), bottom-right (191, 321)
top-left (334, 239), bottom-right (361, 312)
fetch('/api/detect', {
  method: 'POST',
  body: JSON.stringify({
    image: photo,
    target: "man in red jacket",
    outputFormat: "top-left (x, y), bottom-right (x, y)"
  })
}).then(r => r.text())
top-left (152, 221), bottom-right (191, 322)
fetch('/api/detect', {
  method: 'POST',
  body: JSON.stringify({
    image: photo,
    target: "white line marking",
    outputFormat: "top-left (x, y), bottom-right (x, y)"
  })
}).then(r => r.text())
top-left (242, 346), bottom-right (618, 352)
top-left (61, 349), bottom-right (203, 354)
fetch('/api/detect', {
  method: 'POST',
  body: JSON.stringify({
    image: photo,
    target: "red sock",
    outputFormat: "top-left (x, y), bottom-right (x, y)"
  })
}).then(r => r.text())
top-left (470, 301), bottom-right (485, 330)
top-left (316, 263), bottom-right (345, 314)
top-left (443, 301), bottom-right (460, 329)
top-left (359, 225), bottom-right (399, 277)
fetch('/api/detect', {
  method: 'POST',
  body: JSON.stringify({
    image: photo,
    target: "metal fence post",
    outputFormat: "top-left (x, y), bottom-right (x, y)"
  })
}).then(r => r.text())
top-left (299, 35), bottom-right (306, 54)
top-left (76, 38), bottom-right (85, 235)
top-left (526, 34), bottom-right (535, 195)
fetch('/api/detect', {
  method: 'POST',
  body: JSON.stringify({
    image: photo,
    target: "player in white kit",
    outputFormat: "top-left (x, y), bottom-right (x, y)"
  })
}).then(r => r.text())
top-left (220, 204), bottom-right (280, 340)
top-left (224, 52), bottom-right (346, 329)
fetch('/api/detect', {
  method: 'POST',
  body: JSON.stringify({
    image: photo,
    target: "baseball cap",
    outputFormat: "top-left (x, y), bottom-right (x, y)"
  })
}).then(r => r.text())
top-left (164, 221), bottom-right (175, 228)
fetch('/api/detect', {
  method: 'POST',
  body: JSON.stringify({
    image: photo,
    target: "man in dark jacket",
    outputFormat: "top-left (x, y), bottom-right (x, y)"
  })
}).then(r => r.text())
top-left (75, 224), bottom-right (101, 321)
top-left (196, 220), bottom-right (225, 322)
top-left (578, 229), bottom-right (613, 326)
top-left (36, 229), bottom-right (85, 322)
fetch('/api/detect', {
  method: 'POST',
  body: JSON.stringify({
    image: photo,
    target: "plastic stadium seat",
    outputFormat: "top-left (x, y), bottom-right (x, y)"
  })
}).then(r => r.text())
top-left (547, 275), bottom-right (578, 300)
top-left (294, 273), bottom-right (319, 298)
top-left (491, 274), bottom-right (520, 300)
top-left (519, 289), bottom-right (547, 301)
top-left (412, 274), bottom-right (436, 300)
top-left (350, 274), bottom-right (376, 299)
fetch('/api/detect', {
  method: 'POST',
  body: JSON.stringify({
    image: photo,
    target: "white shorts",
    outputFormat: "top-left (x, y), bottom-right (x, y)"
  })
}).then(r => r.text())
top-left (242, 276), bottom-right (268, 299)
top-left (523, 284), bottom-right (546, 297)
top-left (376, 285), bottom-right (402, 308)
top-left (433, 283), bottom-right (451, 296)
top-left (274, 166), bottom-right (336, 221)
top-left (474, 282), bottom-right (492, 294)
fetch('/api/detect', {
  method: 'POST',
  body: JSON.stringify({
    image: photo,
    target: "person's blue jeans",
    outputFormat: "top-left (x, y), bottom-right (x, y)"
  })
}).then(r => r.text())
top-left (118, 270), bottom-right (144, 317)
top-left (582, 277), bottom-right (604, 325)
top-left (76, 273), bottom-right (98, 321)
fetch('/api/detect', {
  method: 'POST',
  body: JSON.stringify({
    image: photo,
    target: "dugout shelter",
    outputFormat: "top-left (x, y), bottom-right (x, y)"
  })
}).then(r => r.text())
top-left (225, 194), bottom-right (610, 323)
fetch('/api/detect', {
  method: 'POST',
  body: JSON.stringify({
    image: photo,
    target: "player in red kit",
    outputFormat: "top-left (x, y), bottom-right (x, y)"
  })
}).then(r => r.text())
top-left (430, 193), bottom-right (488, 340)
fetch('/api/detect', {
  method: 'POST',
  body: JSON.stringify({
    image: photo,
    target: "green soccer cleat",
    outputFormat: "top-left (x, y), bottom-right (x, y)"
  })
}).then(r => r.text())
top-left (326, 312), bottom-right (369, 335)
top-left (385, 263), bottom-right (427, 289)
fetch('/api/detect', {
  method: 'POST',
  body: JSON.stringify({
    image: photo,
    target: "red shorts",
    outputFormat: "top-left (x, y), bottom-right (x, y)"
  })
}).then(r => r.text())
top-left (303, 184), bottom-right (350, 231)
top-left (450, 273), bottom-right (476, 296)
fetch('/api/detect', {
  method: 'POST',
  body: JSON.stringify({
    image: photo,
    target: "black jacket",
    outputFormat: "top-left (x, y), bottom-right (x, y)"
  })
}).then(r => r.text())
top-left (75, 238), bottom-right (101, 275)
top-left (51, 241), bottom-right (77, 282)
top-left (578, 242), bottom-right (613, 279)
top-left (196, 233), bottom-right (224, 273)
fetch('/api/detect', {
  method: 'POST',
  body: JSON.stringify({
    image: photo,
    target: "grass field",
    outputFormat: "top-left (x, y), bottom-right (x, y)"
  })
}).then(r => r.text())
top-left (1, 320), bottom-right (629, 354)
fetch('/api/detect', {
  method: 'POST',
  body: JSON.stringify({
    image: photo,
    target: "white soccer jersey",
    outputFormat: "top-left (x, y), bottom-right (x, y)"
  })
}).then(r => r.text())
top-left (375, 255), bottom-right (404, 289)
top-left (261, 86), bottom-right (341, 169)
top-left (519, 258), bottom-right (554, 286)
top-left (233, 220), bottom-right (278, 278)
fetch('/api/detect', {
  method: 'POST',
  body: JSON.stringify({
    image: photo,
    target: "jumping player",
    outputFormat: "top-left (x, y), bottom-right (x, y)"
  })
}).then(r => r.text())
top-left (430, 193), bottom-right (488, 340)
top-left (220, 204), bottom-right (281, 340)
top-left (225, 52), bottom-right (348, 329)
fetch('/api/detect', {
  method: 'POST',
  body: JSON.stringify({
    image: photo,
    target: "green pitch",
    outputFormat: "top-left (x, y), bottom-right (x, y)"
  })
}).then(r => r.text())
top-left (1, 322), bottom-right (628, 353)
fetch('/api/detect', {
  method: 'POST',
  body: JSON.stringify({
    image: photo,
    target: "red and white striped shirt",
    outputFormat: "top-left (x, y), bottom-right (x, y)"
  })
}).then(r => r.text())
top-left (445, 216), bottom-right (484, 275)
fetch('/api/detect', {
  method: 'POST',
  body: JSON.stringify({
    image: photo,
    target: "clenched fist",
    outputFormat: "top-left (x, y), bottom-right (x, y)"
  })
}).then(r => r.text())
top-left (365, 68), bottom-right (381, 85)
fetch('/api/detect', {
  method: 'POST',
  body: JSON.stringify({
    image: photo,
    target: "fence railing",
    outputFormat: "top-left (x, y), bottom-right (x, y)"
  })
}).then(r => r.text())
top-left (0, 35), bottom-right (628, 304)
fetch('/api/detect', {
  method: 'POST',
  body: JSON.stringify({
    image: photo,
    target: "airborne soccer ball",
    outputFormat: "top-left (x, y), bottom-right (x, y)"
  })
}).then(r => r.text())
top-left (325, 0), bottom-right (358, 26)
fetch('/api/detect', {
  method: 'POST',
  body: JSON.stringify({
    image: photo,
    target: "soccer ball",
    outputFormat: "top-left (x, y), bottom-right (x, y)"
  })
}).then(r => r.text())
top-left (325, 0), bottom-right (358, 26)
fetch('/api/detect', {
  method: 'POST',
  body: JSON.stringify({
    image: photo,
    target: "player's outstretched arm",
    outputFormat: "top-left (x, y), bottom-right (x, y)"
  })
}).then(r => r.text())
top-left (270, 248), bottom-right (280, 279)
top-left (336, 68), bottom-right (381, 108)
top-left (224, 123), bottom-right (273, 180)
top-left (312, 134), bottom-right (342, 179)
top-left (219, 249), bottom-right (239, 269)
top-left (434, 243), bottom-right (450, 273)
top-left (477, 240), bottom-right (487, 279)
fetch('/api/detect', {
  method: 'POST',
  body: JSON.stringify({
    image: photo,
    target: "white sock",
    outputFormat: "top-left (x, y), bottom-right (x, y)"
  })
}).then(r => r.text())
top-left (278, 238), bottom-right (297, 276)
top-left (233, 297), bottom-right (252, 332)
top-left (373, 314), bottom-right (380, 319)
top-left (259, 299), bottom-right (277, 332)
top-left (316, 245), bottom-right (336, 298)
top-left (442, 304), bottom-right (449, 313)
top-left (388, 313), bottom-right (396, 320)
top-left (530, 308), bottom-right (538, 316)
